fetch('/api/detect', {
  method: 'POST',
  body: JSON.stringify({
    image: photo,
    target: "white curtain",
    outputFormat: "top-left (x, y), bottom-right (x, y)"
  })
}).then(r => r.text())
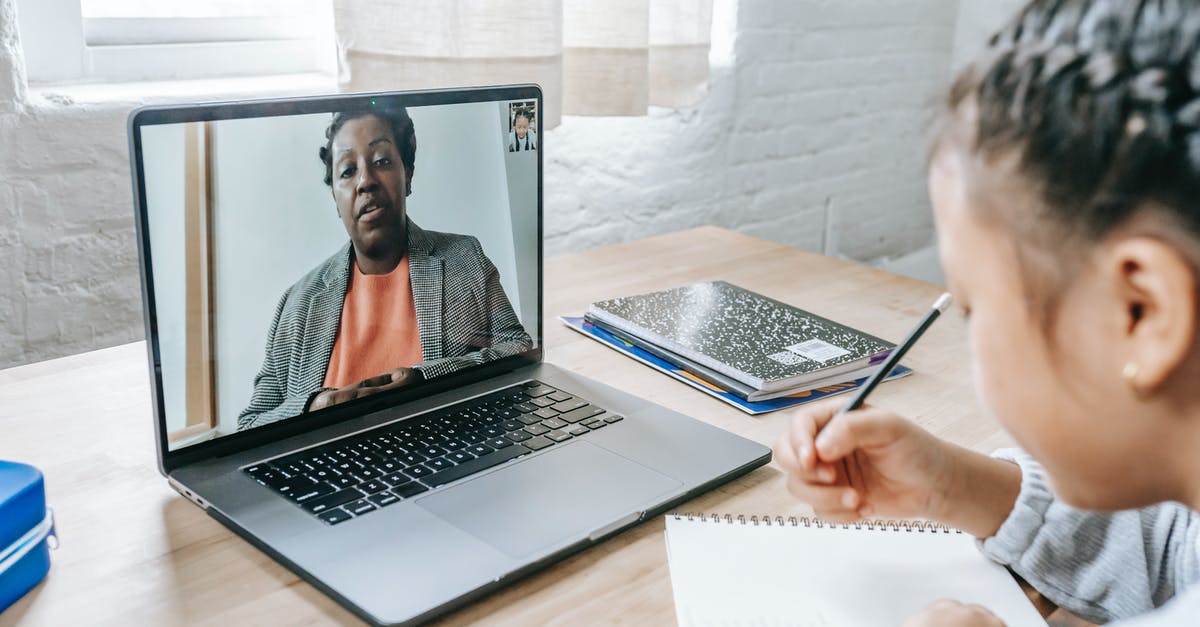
top-left (332, 0), bottom-right (714, 128)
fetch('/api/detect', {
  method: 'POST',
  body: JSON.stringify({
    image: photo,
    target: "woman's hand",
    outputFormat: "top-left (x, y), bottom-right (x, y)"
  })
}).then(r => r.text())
top-left (902, 600), bottom-right (1006, 627)
top-left (308, 368), bottom-right (422, 412)
top-left (774, 399), bottom-right (1022, 537)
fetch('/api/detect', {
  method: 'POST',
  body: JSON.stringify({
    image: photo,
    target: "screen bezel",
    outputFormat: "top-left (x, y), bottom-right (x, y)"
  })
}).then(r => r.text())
top-left (128, 85), bottom-right (544, 474)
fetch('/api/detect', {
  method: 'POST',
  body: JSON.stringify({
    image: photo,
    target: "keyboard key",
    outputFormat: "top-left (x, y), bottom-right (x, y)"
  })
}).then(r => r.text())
top-left (344, 499), bottom-right (377, 516)
top-left (317, 508), bottom-right (353, 525)
top-left (461, 432), bottom-right (486, 445)
top-left (486, 436), bottom-right (514, 449)
top-left (381, 472), bottom-right (411, 487)
top-left (352, 467), bottom-right (381, 481)
top-left (392, 482), bottom-right (429, 499)
top-left (367, 492), bottom-right (401, 508)
top-left (359, 479), bottom-right (389, 494)
top-left (533, 407), bottom-right (559, 419)
top-left (586, 421), bottom-right (608, 430)
top-left (247, 467), bottom-right (284, 487)
top-left (522, 380), bottom-right (542, 388)
top-left (420, 445), bottom-right (447, 458)
top-left (560, 405), bottom-right (606, 424)
top-left (402, 465), bottom-right (434, 479)
top-left (376, 459), bottom-right (403, 474)
top-left (426, 457), bottom-right (454, 471)
top-left (530, 397), bottom-right (556, 408)
top-left (604, 414), bottom-right (625, 423)
top-left (308, 467), bottom-right (340, 482)
top-left (568, 426), bottom-right (590, 437)
top-left (517, 413), bottom-right (542, 425)
top-left (524, 436), bottom-right (555, 451)
top-left (422, 445), bottom-right (530, 487)
top-left (447, 450), bottom-right (476, 464)
top-left (245, 464), bottom-right (271, 478)
top-left (551, 398), bottom-right (588, 413)
top-left (302, 488), bottom-right (366, 514)
top-left (546, 430), bottom-right (573, 443)
top-left (515, 402), bottom-right (538, 413)
top-left (291, 482), bottom-right (336, 504)
top-left (331, 475), bottom-right (359, 489)
top-left (270, 474), bottom-right (319, 495)
top-left (274, 462), bottom-right (311, 477)
top-left (501, 420), bottom-right (524, 432)
top-left (523, 423), bottom-right (550, 436)
top-left (467, 443), bottom-right (495, 456)
top-left (547, 391), bottom-right (572, 402)
top-left (506, 430), bottom-right (532, 442)
top-left (398, 452), bottom-right (428, 466)
top-left (481, 426), bottom-right (505, 438)
top-left (524, 385), bottom-right (556, 397)
top-left (540, 418), bottom-right (568, 430)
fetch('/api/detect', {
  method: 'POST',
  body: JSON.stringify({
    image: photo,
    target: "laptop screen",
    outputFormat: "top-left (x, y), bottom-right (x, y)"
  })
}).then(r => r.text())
top-left (136, 92), bottom-right (541, 452)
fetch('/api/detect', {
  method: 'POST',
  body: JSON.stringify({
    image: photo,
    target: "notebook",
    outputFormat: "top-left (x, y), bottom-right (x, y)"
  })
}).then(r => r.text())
top-left (558, 315), bottom-right (913, 413)
top-left (664, 513), bottom-right (1047, 627)
top-left (587, 282), bottom-right (895, 393)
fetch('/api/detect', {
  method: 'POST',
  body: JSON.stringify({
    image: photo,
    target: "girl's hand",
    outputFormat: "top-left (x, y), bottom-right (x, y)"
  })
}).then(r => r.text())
top-left (774, 398), bottom-right (1022, 537)
top-left (774, 399), bottom-right (956, 523)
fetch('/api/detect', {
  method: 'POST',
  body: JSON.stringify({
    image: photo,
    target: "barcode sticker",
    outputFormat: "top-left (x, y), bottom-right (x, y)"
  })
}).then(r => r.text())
top-left (787, 339), bottom-right (850, 363)
top-left (767, 351), bottom-right (806, 365)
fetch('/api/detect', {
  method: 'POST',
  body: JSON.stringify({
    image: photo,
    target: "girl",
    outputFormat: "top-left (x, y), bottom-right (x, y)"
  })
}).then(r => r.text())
top-left (776, 1), bottom-right (1200, 625)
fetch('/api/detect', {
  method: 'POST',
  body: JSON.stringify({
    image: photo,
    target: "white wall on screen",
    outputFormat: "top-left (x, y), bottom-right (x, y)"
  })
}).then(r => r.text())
top-left (139, 123), bottom-right (188, 435)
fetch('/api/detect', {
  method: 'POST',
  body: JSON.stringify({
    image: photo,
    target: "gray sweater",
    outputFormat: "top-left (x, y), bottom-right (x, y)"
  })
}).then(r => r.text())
top-left (980, 449), bottom-right (1200, 625)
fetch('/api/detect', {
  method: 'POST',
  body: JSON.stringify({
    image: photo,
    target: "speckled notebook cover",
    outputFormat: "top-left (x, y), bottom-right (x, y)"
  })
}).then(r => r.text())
top-left (587, 281), bottom-right (894, 390)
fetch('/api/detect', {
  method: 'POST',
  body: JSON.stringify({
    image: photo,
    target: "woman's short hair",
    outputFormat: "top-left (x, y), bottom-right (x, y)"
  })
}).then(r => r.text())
top-left (318, 107), bottom-right (417, 187)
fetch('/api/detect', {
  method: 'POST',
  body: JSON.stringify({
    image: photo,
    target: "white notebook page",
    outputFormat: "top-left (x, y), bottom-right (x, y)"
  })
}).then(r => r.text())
top-left (665, 515), bottom-right (1047, 627)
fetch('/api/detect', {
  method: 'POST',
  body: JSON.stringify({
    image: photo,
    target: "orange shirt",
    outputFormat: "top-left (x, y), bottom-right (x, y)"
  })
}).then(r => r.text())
top-left (323, 256), bottom-right (424, 389)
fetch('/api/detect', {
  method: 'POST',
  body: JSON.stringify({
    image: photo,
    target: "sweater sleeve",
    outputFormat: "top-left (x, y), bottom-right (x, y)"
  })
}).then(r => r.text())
top-left (977, 449), bottom-right (1200, 625)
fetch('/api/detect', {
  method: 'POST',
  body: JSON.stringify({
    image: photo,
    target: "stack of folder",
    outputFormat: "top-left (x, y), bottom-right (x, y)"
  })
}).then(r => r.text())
top-left (561, 281), bottom-right (911, 414)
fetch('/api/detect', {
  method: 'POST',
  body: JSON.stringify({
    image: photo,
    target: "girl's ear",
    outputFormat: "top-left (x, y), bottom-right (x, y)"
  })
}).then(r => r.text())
top-left (1112, 237), bottom-right (1199, 396)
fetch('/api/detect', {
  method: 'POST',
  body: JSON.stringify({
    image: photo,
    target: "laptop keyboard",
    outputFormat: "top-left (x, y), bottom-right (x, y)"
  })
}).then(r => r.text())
top-left (242, 380), bottom-right (625, 525)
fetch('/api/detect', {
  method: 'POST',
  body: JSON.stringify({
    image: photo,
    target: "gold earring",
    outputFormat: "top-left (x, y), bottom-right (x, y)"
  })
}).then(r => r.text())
top-left (1123, 362), bottom-right (1149, 400)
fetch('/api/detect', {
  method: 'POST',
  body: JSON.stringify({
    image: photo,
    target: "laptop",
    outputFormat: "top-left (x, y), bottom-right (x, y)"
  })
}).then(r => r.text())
top-left (128, 85), bottom-right (770, 625)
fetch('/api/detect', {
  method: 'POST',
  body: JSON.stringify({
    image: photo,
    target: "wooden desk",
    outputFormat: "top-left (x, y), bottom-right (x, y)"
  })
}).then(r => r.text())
top-left (0, 227), bottom-right (1022, 626)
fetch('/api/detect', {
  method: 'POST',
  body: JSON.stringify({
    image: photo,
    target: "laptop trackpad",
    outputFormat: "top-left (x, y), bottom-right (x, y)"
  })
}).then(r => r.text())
top-left (416, 441), bottom-right (682, 559)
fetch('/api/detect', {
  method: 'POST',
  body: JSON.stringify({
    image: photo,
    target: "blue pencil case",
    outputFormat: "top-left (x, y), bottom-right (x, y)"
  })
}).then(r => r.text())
top-left (0, 460), bottom-right (57, 614)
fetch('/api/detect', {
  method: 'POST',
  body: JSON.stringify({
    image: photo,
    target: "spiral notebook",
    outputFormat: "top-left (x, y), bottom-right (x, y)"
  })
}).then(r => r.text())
top-left (664, 514), bottom-right (1047, 627)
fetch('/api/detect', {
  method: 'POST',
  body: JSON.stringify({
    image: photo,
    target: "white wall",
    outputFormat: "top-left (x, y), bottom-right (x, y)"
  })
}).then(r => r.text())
top-left (207, 113), bottom-right (348, 435)
top-left (1, 0), bottom-right (1025, 370)
top-left (952, 1), bottom-right (1027, 73)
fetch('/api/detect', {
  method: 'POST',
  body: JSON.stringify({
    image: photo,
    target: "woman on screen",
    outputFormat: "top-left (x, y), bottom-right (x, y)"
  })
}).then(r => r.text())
top-left (237, 106), bottom-right (533, 430)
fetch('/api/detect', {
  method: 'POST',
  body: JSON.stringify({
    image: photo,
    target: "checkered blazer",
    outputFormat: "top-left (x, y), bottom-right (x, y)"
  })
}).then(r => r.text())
top-left (236, 219), bottom-right (533, 430)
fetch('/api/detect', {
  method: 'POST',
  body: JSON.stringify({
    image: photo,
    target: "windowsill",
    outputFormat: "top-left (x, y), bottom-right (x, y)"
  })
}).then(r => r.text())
top-left (26, 72), bottom-right (339, 108)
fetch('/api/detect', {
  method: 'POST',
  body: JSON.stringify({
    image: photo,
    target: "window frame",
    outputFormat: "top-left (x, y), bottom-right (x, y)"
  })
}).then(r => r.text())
top-left (15, 0), bottom-right (334, 84)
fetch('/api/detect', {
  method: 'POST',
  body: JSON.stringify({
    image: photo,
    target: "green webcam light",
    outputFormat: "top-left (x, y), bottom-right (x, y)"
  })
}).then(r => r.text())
top-left (370, 98), bottom-right (376, 105)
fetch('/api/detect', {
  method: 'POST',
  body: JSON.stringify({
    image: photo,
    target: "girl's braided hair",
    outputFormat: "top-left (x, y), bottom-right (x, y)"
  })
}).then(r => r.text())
top-left (945, 0), bottom-right (1200, 244)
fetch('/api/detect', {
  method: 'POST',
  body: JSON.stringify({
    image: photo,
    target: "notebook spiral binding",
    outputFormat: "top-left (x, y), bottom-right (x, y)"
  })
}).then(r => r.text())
top-left (669, 513), bottom-right (961, 534)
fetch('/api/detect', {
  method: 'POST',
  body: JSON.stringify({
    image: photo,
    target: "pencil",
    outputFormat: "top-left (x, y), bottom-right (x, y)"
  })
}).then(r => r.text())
top-left (836, 292), bottom-right (953, 416)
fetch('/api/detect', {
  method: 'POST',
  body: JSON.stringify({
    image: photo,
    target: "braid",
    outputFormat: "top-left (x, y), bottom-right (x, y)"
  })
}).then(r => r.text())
top-left (946, 0), bottom-right (1200, 243)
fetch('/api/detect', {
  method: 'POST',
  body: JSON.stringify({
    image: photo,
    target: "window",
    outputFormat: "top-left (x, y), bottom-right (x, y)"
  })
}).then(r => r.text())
top-left (16, 0), bottom-right (334, 84)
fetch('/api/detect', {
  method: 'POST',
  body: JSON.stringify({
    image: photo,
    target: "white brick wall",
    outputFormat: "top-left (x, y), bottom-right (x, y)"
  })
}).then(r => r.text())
top-left (0, 0), bottom-right (1005, 368)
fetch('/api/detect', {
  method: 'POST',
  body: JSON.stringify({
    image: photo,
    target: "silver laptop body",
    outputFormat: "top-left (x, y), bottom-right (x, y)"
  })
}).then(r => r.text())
top-left (129, 85), bottom-right (770, 626)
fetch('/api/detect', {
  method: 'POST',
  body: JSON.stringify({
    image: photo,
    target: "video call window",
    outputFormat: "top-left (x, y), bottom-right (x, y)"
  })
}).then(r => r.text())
top-left (139, 99), bottom-right (540, 450)
top-left (507, 100), bottom-right (537, 152)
